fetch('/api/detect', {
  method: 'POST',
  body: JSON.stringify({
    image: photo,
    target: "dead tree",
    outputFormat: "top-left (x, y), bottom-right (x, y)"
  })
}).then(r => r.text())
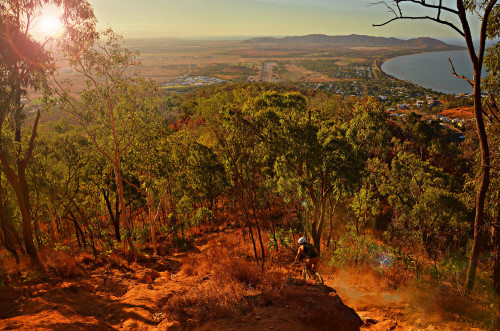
top-left (373, 0), bottom-right (499, 294)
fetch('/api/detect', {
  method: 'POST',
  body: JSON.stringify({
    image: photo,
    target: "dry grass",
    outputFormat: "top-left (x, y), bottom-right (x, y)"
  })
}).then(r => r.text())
top-left (407, 279), bottom-right (496, 329)
top-left (0, 252), bottom-right (26, 285)
top-left (432, 282), bottom-right (493, 322)
top-left (43, 250), bottom-right (83, 278)
top-left (165, 231), bottom-right (284, 324)
top-left (76, 251), bottom-right (95, 265)
top-left (164, 278), bottom-right (253, 325)
top-left (379, 262), bottom-right (415, 289)
top-left (105, 251), bottom-right (130, 269)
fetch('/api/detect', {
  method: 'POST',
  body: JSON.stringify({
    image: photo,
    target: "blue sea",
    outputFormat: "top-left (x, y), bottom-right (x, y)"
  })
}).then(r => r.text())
top-left (382, 50), bottom-right (482, 95)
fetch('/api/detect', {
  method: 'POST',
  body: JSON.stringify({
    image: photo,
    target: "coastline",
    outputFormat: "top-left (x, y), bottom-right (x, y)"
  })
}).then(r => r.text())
top-left (379, 49), bottom-right (472, 95)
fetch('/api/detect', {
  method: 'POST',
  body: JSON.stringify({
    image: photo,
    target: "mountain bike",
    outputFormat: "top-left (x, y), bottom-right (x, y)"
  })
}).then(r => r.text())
top-left (295, 261), bottom-right (324, 284)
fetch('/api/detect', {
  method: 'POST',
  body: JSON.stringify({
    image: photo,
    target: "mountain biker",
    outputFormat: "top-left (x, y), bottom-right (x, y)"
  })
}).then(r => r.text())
top-left (294, 237), bottom-right (319, 273)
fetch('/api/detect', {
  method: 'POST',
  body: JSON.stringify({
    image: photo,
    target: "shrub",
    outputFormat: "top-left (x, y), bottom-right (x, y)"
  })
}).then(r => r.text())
top-left (45, 250), bottom-right (83, 278)
top-left (329, 230), bottom-right (417, 289)
top-left (267, 228), bottom-right (293, 252)
top-left (408, 280), bottom-right (496, 329)
top-left (107, 251), bottom-right (128, 268)
top-left (76, 252), bottom-right (95, 265)
top-left (329, 231), bottom-right (383, 268)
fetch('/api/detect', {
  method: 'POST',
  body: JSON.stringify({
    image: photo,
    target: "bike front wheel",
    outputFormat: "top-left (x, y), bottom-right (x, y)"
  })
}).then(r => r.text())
top-left (302, 268), bottom-right (308, 281)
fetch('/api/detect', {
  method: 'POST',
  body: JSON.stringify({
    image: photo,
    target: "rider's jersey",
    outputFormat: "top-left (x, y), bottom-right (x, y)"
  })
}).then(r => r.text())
top-left (301, 243), bottom-right (319, 258)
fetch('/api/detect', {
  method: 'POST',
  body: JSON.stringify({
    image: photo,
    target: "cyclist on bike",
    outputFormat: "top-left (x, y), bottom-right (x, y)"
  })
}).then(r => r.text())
top-left (294, 237), bottom-right (319, 273)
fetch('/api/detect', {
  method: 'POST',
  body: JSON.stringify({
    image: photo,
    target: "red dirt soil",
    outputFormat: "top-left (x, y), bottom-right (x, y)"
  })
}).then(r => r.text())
top-left (439, 106), bottom-right (474, 119)
top-left (0, 230), bottom-right (487, 330)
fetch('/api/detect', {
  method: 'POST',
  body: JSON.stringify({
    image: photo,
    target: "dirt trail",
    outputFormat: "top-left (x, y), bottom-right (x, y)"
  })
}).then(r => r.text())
top-left (0, 230), bottom-right (459, 330)
top-left (326, 270), bottom-right (407, 330)
top-left (0, 254), bottom-right (187, 330)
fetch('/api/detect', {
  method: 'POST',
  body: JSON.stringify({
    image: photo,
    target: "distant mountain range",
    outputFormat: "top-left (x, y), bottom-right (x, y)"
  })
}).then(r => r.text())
top-left (244, 34), bottom-right (465, 50)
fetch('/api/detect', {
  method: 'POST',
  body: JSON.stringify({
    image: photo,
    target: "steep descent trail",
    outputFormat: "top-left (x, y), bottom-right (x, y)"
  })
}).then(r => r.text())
top-left (0, 228), bottom-right (427, 330)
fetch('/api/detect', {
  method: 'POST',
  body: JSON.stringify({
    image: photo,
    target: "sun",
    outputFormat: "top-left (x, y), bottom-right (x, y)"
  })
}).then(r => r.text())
top-left (39, 15), bottom-right (64, 38)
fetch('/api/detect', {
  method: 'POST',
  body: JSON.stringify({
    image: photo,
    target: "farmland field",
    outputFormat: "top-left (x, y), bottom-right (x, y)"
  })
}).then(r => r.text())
top-left (40, 37), bottom-right (462, 103)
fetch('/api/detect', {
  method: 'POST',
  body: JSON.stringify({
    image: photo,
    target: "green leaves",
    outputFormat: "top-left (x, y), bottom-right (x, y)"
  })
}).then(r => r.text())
top-left (369, 147), bottom-right (467, 259)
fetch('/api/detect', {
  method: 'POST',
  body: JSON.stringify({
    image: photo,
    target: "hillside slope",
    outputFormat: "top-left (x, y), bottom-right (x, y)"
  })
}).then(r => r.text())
top-left (245, 34), bottom-right (464, 50)
top-left (0, 229), bottom-right (364, 330)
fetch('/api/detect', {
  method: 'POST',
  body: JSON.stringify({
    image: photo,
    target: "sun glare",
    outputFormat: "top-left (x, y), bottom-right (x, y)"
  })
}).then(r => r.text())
top-left (39, 15), bottom-right (64, 38)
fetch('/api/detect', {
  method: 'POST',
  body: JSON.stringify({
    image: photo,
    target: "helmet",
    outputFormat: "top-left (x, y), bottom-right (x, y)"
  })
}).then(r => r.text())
top-left (298, 237), bottom-right (307, 244)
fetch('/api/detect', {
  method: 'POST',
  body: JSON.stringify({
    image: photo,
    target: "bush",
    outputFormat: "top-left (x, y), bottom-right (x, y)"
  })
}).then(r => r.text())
top-left (329, 231), bottom-right (382, 268)
top-left (45, 250), bottom-right (83, 278)
top-left (76, 251), bottom-right (95, 265)
top-left (267, 228), bottom-right (293, 252)
top-left (329, 231), bottom-right (417, 288)
top-left (408, 280), bottom-right (496, 329)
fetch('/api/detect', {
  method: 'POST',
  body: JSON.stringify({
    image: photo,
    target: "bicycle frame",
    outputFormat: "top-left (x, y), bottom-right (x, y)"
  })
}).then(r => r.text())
top-left (297, 261), bottom-right (324, 284)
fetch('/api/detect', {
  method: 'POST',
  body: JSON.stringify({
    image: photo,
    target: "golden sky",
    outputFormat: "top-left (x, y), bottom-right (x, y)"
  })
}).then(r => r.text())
top-left (87, 0), bottom-right (465, 40)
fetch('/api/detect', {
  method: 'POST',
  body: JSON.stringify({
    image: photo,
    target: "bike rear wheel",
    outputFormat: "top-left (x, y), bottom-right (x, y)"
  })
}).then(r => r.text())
top-left (302, 268), bottom-right (323, 284)
top-left (313, 272), bottom-right (324, 284)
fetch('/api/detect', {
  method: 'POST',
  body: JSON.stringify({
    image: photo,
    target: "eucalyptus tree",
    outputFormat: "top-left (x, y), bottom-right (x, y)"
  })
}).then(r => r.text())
top-left (184, 142), bottom-right (228, 215)
top-left (57, 30), bottom-right (157, 257)
top-left (0, 173), bottom-right (21, 263)
top-left (246, 91), bottom-right (366, 253)
top-left (373, 0), bottom-right (499, 294)
top-left (221, 103), bottom-right (271, 263)
top-left (29, 120), bottom-right (93, 248)
top-left (368, 151), bottom-right (468, 266)
top-left (124, 101), bottom-right (187, 255)
top-left (477, 46), bottom-right (500, 322)
top-left (0, 0), bottom-right (95, 267)
top-left (192, 86), bottom-right (274, 263)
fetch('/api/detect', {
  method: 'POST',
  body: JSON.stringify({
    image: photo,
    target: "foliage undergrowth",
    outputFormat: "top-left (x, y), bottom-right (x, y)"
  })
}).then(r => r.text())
top-left (329, 231), bottom-right (416, 289)
top-left (406, 274), bottom-right (497, 329)
top-left (328, 231), bottom-right (497, 328)
top-left (42, 249), bottom-right (83, 278)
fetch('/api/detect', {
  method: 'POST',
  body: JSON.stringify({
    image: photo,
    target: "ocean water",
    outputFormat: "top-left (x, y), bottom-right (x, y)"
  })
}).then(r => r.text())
top-left (382, 50), bottom-right (480, 95)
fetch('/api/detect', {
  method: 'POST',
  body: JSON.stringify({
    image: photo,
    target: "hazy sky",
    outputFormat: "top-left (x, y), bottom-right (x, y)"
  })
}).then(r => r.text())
top-left (87, 0), bottom-right (467, 40)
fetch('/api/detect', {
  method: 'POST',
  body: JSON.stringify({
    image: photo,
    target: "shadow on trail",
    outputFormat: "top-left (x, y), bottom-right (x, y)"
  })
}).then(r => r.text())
top-left (135, 257), bottom-right (183, 274)
top-left (1, 282), bottom-right (158, 329)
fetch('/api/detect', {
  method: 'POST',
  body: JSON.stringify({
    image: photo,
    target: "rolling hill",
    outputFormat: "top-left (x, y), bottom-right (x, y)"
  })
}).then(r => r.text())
top-left (245, 34), bottom-right (464, 50)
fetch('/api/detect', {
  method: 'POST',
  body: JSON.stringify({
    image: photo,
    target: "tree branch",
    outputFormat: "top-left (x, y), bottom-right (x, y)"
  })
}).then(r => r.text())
top-left (374, 15), bottom-right (465, 36)
top-left (394, 0), bottom-right (459, 15)
top-left (477, 0), bottom-right (498, 69)
top-left (448, 57), bottom-right (473, 86)
top-left (22, 109), bottom-right (41, 167)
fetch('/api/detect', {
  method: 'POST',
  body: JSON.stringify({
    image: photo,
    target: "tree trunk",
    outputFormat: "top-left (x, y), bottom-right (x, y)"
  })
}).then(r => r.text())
top-left (326, 195), bottom-right (339, 247)
top-left (0, 145), bottom-right (40, 267)
top-left (311, 201), bottom-right (321, 254)
top-left (50, 213), bottom-right (61, 242)
top-left (19, 166), bottom-right (41, 267)
top-left (239, 189), bottom-right (259, 263)
top-left (0, 209), bottom-right (20, 263)
top-left (248, 221), bottom-right (259, 263)
top-left (115, 167), bottom-right (136, 257)
top-left (268, 202), bottom-right (278, 251)
top-left (0, 85), bottom-right (38, 266)
top-left (69, 212), bottom-right (87, 247)
top-left (318, 196), bottom-right (328, 252)
top-left (465, 68), bottom-right (490, 294)
top-left (102, 189), bottom-right (121, 241)
top-left (252, 206), bottom-right (266, 265)
top-left (0, 182), bottom-right (19, 262)
top-left (146, 195), bottom-right (158, 255)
